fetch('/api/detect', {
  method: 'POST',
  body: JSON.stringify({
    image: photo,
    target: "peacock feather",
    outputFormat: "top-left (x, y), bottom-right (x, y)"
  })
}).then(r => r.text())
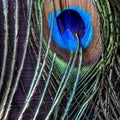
top-left (0, 0), bottom-right (120, 120)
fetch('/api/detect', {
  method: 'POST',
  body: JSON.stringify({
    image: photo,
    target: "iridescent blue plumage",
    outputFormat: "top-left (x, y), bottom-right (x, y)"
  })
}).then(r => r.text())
top-left (57, 9), bottom-right (85, 38)
top-left (48, 7), bottom-right (94, 51)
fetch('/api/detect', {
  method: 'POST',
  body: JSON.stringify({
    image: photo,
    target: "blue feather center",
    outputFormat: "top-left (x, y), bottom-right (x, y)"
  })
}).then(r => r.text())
top-left (48, 7), bottom-right (94, 51)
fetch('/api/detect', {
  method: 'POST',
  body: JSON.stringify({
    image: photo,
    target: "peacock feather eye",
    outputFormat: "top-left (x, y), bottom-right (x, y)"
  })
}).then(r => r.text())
top-left (0, 0), bottom-right (119, 119)
top-left (44, 0), bottom-right (101, 66)
top-left (48, 7), bottom-right (94, 51)
top-left (57, 9), bottom-right (85, 39)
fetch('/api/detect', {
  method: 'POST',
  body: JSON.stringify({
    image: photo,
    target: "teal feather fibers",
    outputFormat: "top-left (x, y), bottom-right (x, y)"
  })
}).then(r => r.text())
top-left (0, 0), bottom-right (119, 120)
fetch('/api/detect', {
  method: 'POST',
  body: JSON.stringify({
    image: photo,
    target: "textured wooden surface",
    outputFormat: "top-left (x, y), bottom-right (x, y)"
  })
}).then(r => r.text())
top-left (43, 0), bottom-right (101, 65)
